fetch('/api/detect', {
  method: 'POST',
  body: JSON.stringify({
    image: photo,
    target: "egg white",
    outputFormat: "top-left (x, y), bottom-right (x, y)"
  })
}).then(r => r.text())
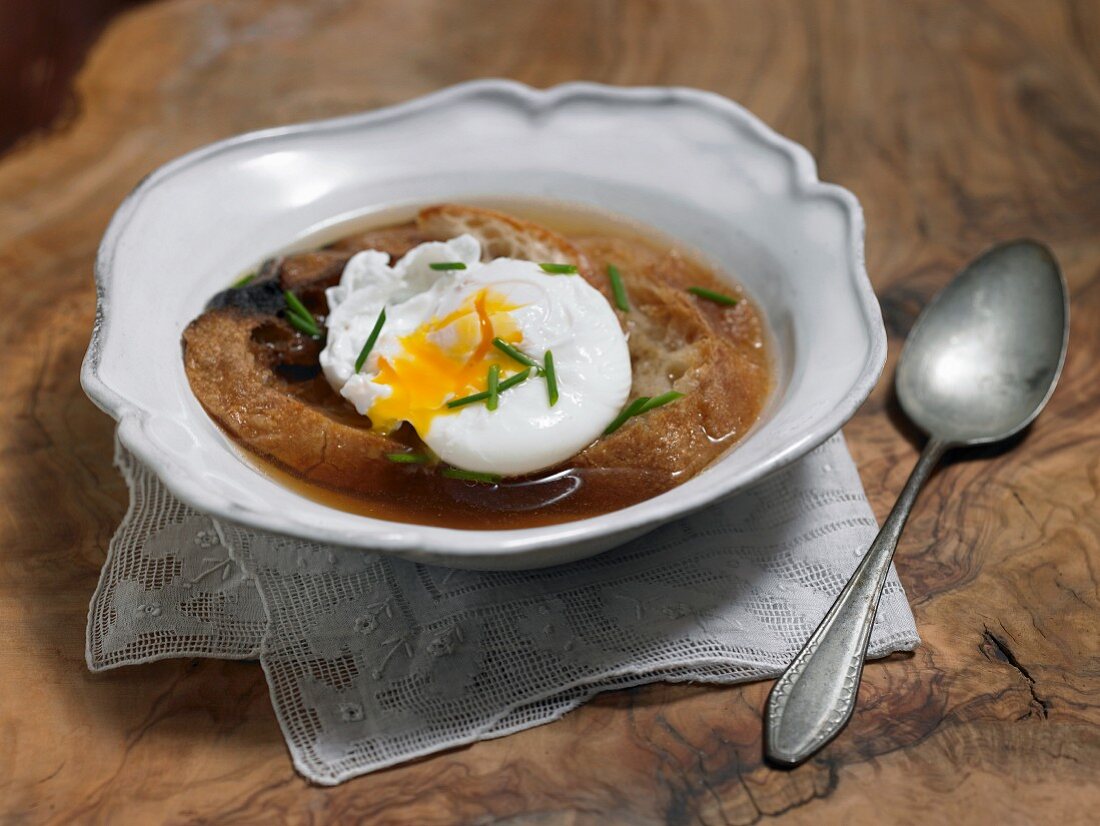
top-left (319, 235), bottom-right (632, 476)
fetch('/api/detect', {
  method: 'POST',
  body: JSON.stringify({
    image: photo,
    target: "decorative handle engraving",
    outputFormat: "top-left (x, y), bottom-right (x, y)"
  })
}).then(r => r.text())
top-left (765, 438), bottom-right (948, 766)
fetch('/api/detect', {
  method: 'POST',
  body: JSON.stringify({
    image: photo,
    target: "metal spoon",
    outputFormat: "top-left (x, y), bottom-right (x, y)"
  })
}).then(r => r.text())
top-left (764, 239), bottom-right (1069, 766)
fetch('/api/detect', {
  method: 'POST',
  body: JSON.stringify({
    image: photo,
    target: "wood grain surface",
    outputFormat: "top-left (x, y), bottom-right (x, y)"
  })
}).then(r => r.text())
top-left (1, 1), bottom-right (1098, 823)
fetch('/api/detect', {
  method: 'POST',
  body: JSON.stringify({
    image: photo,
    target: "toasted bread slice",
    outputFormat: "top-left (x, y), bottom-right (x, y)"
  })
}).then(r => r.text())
top-left (183, 308), bottom-right (400, 491)
top-left (325, 224), bottom-right (429, 258)
top-left (417, 204), bottom-right (592, 276)
top-left (277, 224), bottom-right (432, 291)
top-left (569, 236), bottom-right (769, 476)
top-left (274, 251), bottom-right (350, 291)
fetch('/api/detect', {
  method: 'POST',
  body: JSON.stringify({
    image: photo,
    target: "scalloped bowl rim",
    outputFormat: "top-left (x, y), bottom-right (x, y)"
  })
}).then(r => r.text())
top-left (81, 80), bottom-right (885, 566)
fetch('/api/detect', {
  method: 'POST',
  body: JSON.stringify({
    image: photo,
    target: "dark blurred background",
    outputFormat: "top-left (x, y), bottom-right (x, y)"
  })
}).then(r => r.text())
top-left (0, 0), bottom-right (146, 153)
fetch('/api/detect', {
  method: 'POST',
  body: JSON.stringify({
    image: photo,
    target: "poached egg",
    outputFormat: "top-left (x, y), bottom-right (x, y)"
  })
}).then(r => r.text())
top-left (319, 235), bottom-right (631, 476)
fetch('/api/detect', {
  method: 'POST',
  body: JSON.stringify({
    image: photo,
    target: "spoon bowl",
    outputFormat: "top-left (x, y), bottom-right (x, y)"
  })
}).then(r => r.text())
top-left (897, 240), bottom-right (1069, 445)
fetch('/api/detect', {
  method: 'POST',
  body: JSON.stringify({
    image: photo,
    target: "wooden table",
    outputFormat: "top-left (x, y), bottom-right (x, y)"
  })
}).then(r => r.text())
top-left (2, 1), bottom-right (1097, 822)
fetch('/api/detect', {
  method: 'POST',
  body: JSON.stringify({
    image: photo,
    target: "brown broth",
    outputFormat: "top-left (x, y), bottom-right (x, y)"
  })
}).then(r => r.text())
top-left (249, 453), bottom-right (679, 530)
top-left (200, 201), bottom-right (773, 528)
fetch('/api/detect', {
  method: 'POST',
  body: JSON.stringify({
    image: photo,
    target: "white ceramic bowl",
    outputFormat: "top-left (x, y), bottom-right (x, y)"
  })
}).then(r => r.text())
top-left (81, 80), bottom-right (885, 570)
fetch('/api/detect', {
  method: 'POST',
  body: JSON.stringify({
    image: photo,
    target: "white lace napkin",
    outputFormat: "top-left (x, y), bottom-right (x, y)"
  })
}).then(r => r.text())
top-left (86, 433), bottom-right (918, 785)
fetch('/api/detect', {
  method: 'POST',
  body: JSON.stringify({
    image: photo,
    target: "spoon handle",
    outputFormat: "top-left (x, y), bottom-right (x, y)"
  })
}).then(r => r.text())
top-left (764, 438), bottom-right (948, 766)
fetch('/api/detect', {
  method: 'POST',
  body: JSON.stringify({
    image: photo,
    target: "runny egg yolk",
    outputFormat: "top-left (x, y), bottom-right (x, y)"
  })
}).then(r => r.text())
top-left (367, 289), bottom-right (527, 435)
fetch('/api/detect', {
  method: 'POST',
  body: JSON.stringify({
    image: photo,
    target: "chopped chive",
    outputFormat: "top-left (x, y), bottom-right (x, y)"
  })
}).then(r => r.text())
top-left (446, 368), bottom-right (532, 408)
top-left (385, 452), bottom-right (430, 464)
top-left (638, 391), bottom-right (684, 413)
top-left (543, 350), bottom-right (558, 407)
top-left (498, 369), bottom-right (532, 392)
top-left (284, 290), bottom-right (317, 325)
top-left (602, 391), bottom-right (685, 436)
top-left (286, 310), bottom-right (321, 338)
top-left (442, 468), bottom-right (501, 484)
top-left (232, 272), bottom-right (256, 288)
top-left (354, 308), bottom-right (387, 373)
top-left (499, 368), bottom-right (533, 392)
top-left (608, 264), bottom-right (630, 312)
top-left (429, 262), bottom-right (467, 271)
top-left (487, 364), bottom-right (500, 411)
top-left (687, 286), bottom-right (739, 306)
top-left (446, 392), bottom-right (489, 409)
top-left (538, 262), bottom-right (578, 275)
top-left (603, 397), bottom-right (652, 436)
top-left (492, 337), bottom-right (541, 371)
top-left (283, 295), bottom-right (321, 336)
